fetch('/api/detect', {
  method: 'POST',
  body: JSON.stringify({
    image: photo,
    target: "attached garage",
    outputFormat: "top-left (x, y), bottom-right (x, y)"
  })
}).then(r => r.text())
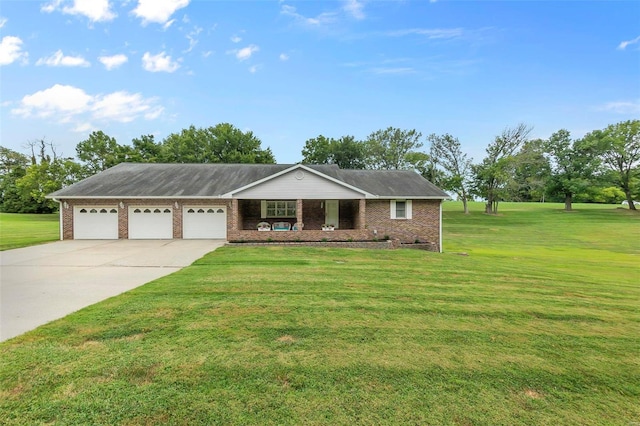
top-left (128, 206), bottom-right (173, 239)
top-left (183, 206), bottom-right (227, 239)
top-left (74, 206), bottom-right (119, 239)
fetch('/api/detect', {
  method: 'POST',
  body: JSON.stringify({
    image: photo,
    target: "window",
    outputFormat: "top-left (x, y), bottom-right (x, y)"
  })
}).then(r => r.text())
top-left (390, 200), bottom-right (412, 219)
top-left (262, 201), bottom-right (296, 218)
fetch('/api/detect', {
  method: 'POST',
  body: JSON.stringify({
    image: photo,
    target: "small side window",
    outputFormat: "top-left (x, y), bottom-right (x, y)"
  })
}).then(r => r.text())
top-left (391, 200), bottom-right (412, 219)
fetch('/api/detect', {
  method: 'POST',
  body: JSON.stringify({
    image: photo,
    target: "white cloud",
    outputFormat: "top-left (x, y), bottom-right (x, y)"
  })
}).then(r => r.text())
top-left (280, 4), bottom-right (337, 27)
top-left (12, 84), bottom-right (164, 126)
top-left (42, 0), bottom-right (116, 22)
top-left (202, 50), bottom-right (213, 58)
top-left (142, 51), bottom-right (180, 72)
top-left (343, 0), bottom-right (365, 20)
top-left (163, 19), bottom-right (176, 30)
top-left (228, 44), bottom-right (259, 61)
top-left (230, 35), bottom-right (242, 43)
top-left (617, 35), bottom-right (640, 50)
top-left (36, 50), bottom-right (90, 67)
top-left (98, 54), bottom-right (128, 70)
top-left (248, 65), bottom-right (259, 73)
top-left (92, 91), bottom-right (163, 122)
top-left (0, 17), bottom-right (7, 28)
top-left (0, 36), bottom-right (28, 66)
top-left (599, 100), bottom-right (640, 115)
top-left (73, 122), bottom-right (95, 133)
top-left (386, 28), bottom-right (464, 39)
top-left (279, 53), bottom-right (289, 61)
top-left (12, 84), bottom-right (93, 119)
top-left (41, 0), bottom-right (62, 14)
top-left (370, 67), bottom-right (415, 75)
top-left (184, 26), bottom-right (202, 53)
top-left (132, 0), bottom-right (190, 25)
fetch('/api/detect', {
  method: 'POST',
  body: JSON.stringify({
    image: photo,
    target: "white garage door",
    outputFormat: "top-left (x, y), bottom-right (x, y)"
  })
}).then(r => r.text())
top-left (183, 206), bottom-right (227, 239)
top-left (128, 207), bottom-right (173, 239)
top-left (74, 206), bottom-right (118, 239)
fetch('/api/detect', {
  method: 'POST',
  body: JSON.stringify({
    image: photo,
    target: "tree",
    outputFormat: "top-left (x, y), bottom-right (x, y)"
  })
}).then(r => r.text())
top-left (76, 131), bottom-right (124, 174)
top-left (509, 139), bottom-right (551, 202)
top-left (544, 129), bottom-right (600, 211)
top-left (4, 139), bottom-right (85, 213)
top-left (127, 134), bottom-right (162, 163)
top-left (301, 135), bottom-right (366, 169)
top-left (161, 123), bottom-right (275, 164)
top-left (428, 133), bottom-right (473, 213)
top-left (364, 127), bottom-right (424, 170)
top-left (331, 136), bottom-right (366, 169)
top-left (584, 120), bottom-right (640, 210)
top-left (301, 135), bottom-right (333, 165)
top-left (473, 123), bottom-right (532, 214)
top-left (17, 158), bottom-right (85, 212)
top-left (0, 146), bottom-right (31, 212)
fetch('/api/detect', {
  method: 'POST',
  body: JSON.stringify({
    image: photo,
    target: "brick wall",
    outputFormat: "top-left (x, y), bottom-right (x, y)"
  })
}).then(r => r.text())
top-left (59, 198), bottom-right (441, 249)
top-left (365, 199), bottom-right (441, 249)
top-left (227, 228), bottom-right (374, 242)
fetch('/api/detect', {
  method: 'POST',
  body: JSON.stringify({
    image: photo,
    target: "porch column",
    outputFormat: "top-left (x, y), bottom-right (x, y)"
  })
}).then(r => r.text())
top-left (231, 199), bottom-right (239, 230)
top-left (296, 199), bottom-right (303, 229)
top-left (358, 199), bottom-right (366, 229)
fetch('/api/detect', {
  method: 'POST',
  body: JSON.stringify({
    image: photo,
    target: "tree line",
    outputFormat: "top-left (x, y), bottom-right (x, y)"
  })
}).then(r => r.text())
top-left (1, 120), bottom-right (638, 213)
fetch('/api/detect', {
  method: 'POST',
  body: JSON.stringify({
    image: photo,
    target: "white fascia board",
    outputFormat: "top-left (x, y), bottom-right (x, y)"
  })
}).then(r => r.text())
top-left (45, 195), bottom-right (226, 199)
top-left (221, 163), bottom-right (374, 198)
top-left (375, 195), bottom-right (451, 200)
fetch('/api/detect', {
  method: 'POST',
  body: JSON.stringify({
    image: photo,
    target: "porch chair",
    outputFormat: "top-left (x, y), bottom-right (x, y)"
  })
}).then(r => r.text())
top-left (257, 221), bottom-right (271, 231)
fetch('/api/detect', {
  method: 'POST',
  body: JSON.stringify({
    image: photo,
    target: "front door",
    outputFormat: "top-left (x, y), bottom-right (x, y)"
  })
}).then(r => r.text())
top-left (325, 200), bottom-right (339, 229)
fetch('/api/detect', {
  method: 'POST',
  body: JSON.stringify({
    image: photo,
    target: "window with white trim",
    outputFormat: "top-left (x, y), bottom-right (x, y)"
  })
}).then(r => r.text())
top-left (390, 200), bottom-right (412, 219)
top-left (261, 200), bottom-right (296, 218)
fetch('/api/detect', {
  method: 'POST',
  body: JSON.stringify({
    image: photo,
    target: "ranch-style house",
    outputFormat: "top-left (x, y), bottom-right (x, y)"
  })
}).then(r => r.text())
top-left (47, 163), bottom-right (450, 251)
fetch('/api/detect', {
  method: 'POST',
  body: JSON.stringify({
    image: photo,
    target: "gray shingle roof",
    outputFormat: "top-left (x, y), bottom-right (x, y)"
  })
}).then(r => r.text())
top-left (47, 163), bottom-right (449, 199)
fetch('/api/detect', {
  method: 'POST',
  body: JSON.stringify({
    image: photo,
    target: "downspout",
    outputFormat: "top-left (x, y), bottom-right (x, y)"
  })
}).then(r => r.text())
top-left (439, 200), bottom-right (443, 253)
top-left (53, 198), bottom-right (63, 241)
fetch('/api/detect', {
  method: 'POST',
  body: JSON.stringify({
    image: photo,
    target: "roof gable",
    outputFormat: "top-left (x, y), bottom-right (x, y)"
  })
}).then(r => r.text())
top-left (223, 164), bottom-right (372, 199)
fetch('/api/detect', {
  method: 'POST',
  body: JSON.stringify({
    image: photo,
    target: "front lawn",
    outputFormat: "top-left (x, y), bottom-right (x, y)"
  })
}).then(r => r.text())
top-left (1, 203), bottom-right (638, 424)
top-left (0, 213), bottom-right (59, 251)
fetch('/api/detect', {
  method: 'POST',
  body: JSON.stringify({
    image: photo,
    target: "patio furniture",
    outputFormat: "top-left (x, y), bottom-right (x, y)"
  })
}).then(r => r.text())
top-left (272, 222), bottom-right (291, 231)
top-left (257, 221), bottom-right (271, 231)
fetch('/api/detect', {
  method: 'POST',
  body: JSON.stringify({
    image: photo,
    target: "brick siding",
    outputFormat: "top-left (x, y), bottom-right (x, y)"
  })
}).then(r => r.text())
top-left (59, 197), bottom-right (441, 251)
top-left (364, 199), bottom-right (441, 249)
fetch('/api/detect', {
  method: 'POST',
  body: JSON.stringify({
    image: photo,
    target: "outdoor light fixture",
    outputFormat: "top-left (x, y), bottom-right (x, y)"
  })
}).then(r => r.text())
top-left (119, 202), bottom-right (124, 209)
top-left (174, 201), bottom-right (179, 209)
top-left (63, 201), bottom-right (69, 209)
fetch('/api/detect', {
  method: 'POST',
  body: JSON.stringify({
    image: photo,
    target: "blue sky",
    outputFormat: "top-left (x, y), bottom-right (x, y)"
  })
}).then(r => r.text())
top-left (1, 0), bottom-right (638, 165)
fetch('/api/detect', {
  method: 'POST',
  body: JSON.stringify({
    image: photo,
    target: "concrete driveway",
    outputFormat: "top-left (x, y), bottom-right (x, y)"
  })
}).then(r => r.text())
top-left (0, 239), bottom-right (225, 342)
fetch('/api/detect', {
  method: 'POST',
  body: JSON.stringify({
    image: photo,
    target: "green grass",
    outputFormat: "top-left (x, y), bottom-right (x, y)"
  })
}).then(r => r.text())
top-left (0, 213), bottom-right (59, 250)
top-left (1, 203), bottom-right (639, 425)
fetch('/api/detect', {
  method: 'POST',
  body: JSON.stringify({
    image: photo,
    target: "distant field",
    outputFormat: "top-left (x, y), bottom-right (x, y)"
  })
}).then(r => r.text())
top-left (0, 203), bottom-right (638, 425)
top-left (0, 213), bottom-right (59, 251)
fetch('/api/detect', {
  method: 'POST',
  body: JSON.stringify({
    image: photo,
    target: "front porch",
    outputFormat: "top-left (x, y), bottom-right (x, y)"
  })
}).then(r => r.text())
top-left (227, 199), bottom-right (375, 242)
